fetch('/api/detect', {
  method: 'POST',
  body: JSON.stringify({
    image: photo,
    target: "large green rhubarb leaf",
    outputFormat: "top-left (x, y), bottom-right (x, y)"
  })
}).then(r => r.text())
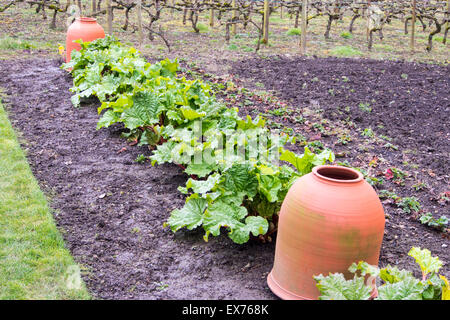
top-left (96, 74), bottom-right (121, 101)
top-left (313, 148), bottom-right (335, 165)
top-left (138, 128), bottom-right (161, 146)
top-left (222, 164), bottom-right (258, 198)
top-left (236, 115), bottom-right (265, 130)
top-left (184, 162), bottom-right (219, 178)
top-left (122, 91), bottom-right (163, 130)
top-left (150, 141), bottom-right (176, 165)
top-left (408, 247), bottom-right (443, 278)
top-left (159, 58), bottom-right (179, 77)
top-left (97, 110), bottom-right (121, 129)
top-left (380, 265), bottom-right (413, 284)
top-left (258, 174), bottom-right (282, 203)
top-left (376, 276), bottom-right (423, 300)
top-left (166, 197), bottom-right (207, 232)
top-left (281, 147), bottom-right (334, 175)
top-left (179, 173), bottom-right (221, 195)
top-left (98, 95), bottom-right (132, 114)
top-left (421, 273), bottom-right (445, 300)
top-left (249, 196), bottom-right (280, 218)
top-left (228, 216), bottom-right (269, 244)
top-left (314, 273), bottom-right (372, 300)
top-left (348, 261), bottom-right (380, 278)
top-left (180, 107), bottom-right (206, 121)
top-left (280, 147), bottom-right (317, 175)
top-left (202, 200), bottom-right (268, 244)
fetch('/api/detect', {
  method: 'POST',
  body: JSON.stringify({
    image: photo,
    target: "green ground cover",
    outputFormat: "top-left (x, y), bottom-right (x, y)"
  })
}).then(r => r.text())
top-left (0, 99), bottom-right (90, 300)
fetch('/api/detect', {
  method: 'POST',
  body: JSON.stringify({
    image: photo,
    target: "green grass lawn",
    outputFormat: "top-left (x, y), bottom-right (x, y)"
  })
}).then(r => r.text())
top-left (0, 99), bottom-right (90, 300)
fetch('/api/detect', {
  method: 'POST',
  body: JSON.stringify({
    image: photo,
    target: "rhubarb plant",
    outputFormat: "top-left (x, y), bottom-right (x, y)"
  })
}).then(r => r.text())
top-left (62, 36), bottom-right (178, 108)
top-left (63, 37), bottom-right (335, 244)
top-left (165, 147), bottom-right (334, 244)
top-left (314, 247), bottom-right (449, 300)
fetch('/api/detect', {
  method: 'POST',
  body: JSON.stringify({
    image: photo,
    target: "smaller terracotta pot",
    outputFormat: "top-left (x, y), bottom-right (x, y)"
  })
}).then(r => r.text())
top-left (268, 165), bottom-right (385, 300)
top-left (65, 17), bottom-right (105, 63)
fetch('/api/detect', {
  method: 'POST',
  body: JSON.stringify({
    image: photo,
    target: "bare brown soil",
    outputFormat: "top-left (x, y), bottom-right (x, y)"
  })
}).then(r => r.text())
top-left (0, 57), bottom-right (448, 299)
top-left (232, 56), bottom-right (450, 176)
top-left (229, 55), bottom-right (450, 279)
top-left (0, 58), bottom-right (276, 299)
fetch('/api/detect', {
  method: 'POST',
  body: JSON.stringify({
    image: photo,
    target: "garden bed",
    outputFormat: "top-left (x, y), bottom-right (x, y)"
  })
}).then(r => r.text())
top-left (0, 57), bottom-right (448, 299)
top-left (229, 55), bottom-right (449, 275)
top-left (0, 58), bottom-right (275, 300)
top-left (231, 56), bottom-right (450, 176)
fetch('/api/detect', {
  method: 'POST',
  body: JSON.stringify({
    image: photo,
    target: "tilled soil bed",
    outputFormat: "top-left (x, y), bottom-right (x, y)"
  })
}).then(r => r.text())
top-left (0, 57), bottom-right (448, 299)
top-left (232, 56), bottom-right (450, 176)
top-left (0, 59), bottom-right (276, 299)
top-left (230, 55), bottom-right (449, 278)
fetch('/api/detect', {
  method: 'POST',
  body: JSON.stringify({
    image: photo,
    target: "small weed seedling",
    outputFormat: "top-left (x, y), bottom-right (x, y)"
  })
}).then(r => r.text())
top-left (384, 142), bottom-right (399, 151)
top-left (337, 134), bottom-right (352, 145)
top-left (135, 154), bottom-right (148, 164)
top-left (312, 123), bottom-right (326, 134)
top-left (268, 107), bottom-right (288, 117)
top-left (379, 190), bottom-right (400, 202)
top-left (294, 115), bottom-right (305, 124)
top-left (131, 227), bottom-right (141, 234)
top-left (436, 192), bottom-right (450, 206)
top-left (307, 140), bottom-right (325, 152)
top-left (412, 182), bottom-right (428, 191)
top-left (361, 128), bottom-right (375, 138)
top-left (154, 282), bottom-right (169, 291)
top-left (295, 133), bottom-right (307, 144)
top-left (398, 197), bottom-right (421, 214)
top-left (385, 168), bottom-right (407, 184)
top-left (336, 160), bottom-right (352, 167)
top-left (282, 126), bottom-right (294, 136)
top-left (419, 212), bottom-right (449, 232)
top-left (366, 176), bottom-right (384, 188)
top-left (268, 120), bottom-right (282, 129)
top-left (358, 102), bottom-right (372, 113)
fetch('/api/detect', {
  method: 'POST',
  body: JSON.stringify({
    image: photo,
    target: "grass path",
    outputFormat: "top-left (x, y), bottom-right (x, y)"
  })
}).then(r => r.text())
top-left (0, 99), bottom-right (90, 300)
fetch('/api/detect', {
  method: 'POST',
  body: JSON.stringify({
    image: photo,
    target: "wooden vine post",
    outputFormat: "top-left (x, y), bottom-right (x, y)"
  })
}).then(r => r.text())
top-left (280, 0), bottom-right (283, 19)
top-left (300, 0), bottom-right (307, 54)
top-left (77, 0), bottom-right (82, 15)
top-left (210, 0), bottom-right (214, 27)
top-left (262, 0), bottom-right (269, 44)
top-left (410, 0), bottom-right (416, 52)
top-left (447, 0), bottom-right (449, 39)
top-left (91, 0), bottom-right (96, 15)
top-left (232, 0), bottom-right (237, 35)
top-left (366, 0), bottom-right (371, 41)
top-left (137, 0), bottom-right (143, 48)
top-left (106, 0), bottom-right (112, 35)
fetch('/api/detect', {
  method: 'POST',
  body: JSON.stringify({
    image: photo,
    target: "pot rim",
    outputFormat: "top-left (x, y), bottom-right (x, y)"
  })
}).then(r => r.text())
top-left (267, 271), bottom-right (313, 300)
top-left (76, 17), bottom-right (97, 23)
top-left (312, 165), bottom-right (364, 184)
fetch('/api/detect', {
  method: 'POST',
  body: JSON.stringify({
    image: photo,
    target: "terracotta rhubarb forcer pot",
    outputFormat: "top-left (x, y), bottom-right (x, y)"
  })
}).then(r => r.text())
top-left (267, 165), bottom-right (385, 300)
top-left (66, 17), bottom-right (105, 63)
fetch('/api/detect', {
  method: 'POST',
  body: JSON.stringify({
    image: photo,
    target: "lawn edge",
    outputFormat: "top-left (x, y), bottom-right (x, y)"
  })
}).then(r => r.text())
top-left (0, 98), bottom-right (91, 300)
